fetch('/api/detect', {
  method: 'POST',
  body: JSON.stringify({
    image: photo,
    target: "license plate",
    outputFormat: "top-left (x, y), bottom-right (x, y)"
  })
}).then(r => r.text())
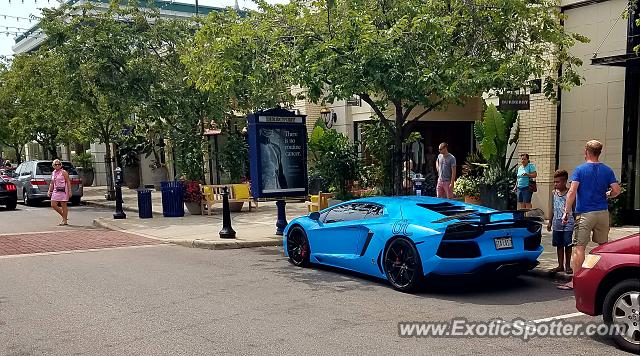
top-left (494, 237), bottom-right (513, 250)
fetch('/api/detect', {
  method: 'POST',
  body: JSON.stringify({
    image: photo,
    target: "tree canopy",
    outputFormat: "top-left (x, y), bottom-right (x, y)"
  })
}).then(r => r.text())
top-left (184, 0), bottom-right (589, 194)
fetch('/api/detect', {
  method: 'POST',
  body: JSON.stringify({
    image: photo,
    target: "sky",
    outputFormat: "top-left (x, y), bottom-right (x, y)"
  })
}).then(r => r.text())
top-left (0, 0), bottom-right (288, 58)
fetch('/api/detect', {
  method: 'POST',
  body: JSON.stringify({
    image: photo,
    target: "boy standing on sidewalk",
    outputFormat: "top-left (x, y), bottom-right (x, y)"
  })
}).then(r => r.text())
top-left (547, 170), bottom-right (573, 274)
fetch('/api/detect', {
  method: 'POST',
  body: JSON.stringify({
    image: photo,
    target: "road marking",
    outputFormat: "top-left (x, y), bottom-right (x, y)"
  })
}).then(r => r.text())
top-left (532, 312), bottom-right (585, 323)
top-left (0, 244), bottom-right (169, 259)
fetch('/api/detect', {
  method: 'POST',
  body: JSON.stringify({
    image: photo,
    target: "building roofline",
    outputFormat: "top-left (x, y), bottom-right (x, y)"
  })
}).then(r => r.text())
top-left (14, 0), bottom-right (228, 46)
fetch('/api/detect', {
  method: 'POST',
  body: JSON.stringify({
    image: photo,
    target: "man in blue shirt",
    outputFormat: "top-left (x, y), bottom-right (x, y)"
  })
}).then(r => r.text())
top-left (558, 140), bottom-right (621, 290)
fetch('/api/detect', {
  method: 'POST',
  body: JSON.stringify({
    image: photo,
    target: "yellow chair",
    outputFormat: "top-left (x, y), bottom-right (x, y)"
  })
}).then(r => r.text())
top-left (306, 192), bottom-right (332, 212)
top-left (232, 183), bottom-right (258, 211)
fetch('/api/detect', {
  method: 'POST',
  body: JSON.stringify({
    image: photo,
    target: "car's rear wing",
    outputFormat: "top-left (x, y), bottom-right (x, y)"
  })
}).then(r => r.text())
top-left (435, 209), bottom-right (544, 241)
top-left (430, 208), bottom-right (544, 224)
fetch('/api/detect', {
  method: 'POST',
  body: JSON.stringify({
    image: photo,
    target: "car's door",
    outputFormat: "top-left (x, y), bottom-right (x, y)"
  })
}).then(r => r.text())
top-left (310, 203), bottom-right (385, 268)
top-left (18, 162), bottom-right (34, 196)
top-left (13, 164), bottom-right (24, 199)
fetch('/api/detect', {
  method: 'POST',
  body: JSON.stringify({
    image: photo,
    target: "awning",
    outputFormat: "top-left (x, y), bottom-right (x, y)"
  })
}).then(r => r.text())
top-left (591, 53), bottom-right (640, 67)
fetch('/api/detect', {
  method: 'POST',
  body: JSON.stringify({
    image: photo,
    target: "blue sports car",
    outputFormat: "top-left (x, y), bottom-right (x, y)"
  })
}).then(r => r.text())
top-left (283, 196), bottom-right (544, 292)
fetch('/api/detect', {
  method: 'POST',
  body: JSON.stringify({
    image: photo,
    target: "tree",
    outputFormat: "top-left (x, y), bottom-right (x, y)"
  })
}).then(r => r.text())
top-left (184, 0), bottom-right (588, 194)
top-left (39, 2), bottom-right (163, 198)
top-left (0, 58), bottom-right (30, 164)
top-left (4, 52), bottom-right (76, 159)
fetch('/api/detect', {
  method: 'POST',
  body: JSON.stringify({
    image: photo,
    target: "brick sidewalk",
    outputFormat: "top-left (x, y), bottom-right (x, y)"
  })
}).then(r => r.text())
top-left (0, 230), bottom-right (162, 257)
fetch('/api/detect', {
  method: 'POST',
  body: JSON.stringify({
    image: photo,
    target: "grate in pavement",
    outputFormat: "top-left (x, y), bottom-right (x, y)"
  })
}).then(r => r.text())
top-left (0, 230), bottom-right (161, 256)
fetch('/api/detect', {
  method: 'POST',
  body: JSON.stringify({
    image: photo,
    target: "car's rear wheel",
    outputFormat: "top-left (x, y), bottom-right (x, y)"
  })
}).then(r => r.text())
top-left (286, 226), bottom-right (310, 267)
top-left (5, 201), bottom-right (16, 210)
top-left (384, 238), bottom-right (423, 292)
top-left (70, 196), bottom-right (81, 206)
top-left (603, 278), bottom-right (640, 353)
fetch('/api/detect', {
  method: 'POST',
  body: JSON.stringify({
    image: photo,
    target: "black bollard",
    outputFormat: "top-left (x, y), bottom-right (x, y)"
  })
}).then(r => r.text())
top-left (113, 167), bottom-right (126, 219)
top-left (275, 199), bottom-right (287, 236)
top-left (219, 186), bottom-right (236, 239)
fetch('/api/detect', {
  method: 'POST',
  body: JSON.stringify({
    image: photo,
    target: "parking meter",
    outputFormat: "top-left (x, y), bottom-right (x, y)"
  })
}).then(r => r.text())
top-left (113, 167), bottom-right (126, 219)
top-left (114, 167), bottom-right (123, 186)
top-left (412, 173), bottom-right (426, 196)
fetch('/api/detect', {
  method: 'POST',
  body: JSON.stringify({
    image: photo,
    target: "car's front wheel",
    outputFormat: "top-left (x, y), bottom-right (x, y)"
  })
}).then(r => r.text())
top-left (603, 278), bottom-right (640, 353)
top-left (384, 238), bottom-right (423, 292)
top-left (286, 226), bottom-right (310, 267)
top-left (70, 197), bottom-right (81, 206)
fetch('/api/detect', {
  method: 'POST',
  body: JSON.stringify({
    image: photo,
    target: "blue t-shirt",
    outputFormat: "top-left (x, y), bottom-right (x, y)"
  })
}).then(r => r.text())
top-left (517, 163), bottom-right (536, 188)
top-left (570, 162), bottom-right (617, 214)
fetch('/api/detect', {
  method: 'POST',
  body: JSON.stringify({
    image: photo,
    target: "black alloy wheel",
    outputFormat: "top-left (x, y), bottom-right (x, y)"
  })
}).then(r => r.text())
top-left (287, 226), bottom-right (310, 267)
top-left (384, 238), bottom-right (423, 292)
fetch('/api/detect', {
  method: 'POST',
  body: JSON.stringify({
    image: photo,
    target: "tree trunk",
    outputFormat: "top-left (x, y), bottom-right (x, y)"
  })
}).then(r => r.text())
top-left (104, 137), bottom-right (116, 201)
top-left (392, 101), bottom-right (405, 196)
top-left (10, 144), bottom-right (23, 164)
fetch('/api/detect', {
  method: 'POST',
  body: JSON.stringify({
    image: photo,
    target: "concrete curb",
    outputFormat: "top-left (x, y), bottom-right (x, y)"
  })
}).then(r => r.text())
top-left (83, 200), bottom-right (165, 215)
top-left (92, 218), bottom-right (282, 250)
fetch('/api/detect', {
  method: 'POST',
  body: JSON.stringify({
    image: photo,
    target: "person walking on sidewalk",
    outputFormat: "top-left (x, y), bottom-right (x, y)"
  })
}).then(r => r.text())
top-left (513, 153), bottom-right (537, 210)
top-left (558, 140), bottom-right (621, 290)
top-left (547, 170), bottom-right (574, 274)
top-left (435, 142), bottom-right (456, 198)
top-left (47, 159), bottom-right (71, 226)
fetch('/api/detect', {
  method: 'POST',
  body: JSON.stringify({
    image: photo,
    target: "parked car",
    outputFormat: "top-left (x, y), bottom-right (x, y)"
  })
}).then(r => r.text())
top-left (573, 233), bottom-right (640, 353)
top-left (11, 160), bottom-right (83, 206)
top-left (0, 176), bottom-right (17, 210)
top-left (0, 166), bottom-right (15, 180)
top-left (283, 196), bottom-right (543, 292)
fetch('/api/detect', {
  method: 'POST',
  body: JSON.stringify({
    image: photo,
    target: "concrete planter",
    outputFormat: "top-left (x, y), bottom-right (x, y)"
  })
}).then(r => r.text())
top-left (464, 196), bottom-right (482, 205)
top-left (151, 166), bottom-right (169, 191)
top-left (185, 201), bottom-right (201, 215)
top-left (229, 201), bottom-right (244, 212)
top-left (77, 167), bottom-right (94, 187)
top-left (123, 166), bottom-right (140, 189)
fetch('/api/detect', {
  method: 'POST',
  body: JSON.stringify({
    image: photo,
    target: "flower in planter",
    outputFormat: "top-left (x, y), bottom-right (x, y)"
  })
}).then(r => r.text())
top-left (453, 175), bottom-right (480, 198)
top-left (182, 180), bottom-right (203, 203)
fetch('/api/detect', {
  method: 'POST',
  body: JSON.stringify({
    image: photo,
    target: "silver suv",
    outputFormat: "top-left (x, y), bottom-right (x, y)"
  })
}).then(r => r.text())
top-left (12, 160), bottom-right (83, 205)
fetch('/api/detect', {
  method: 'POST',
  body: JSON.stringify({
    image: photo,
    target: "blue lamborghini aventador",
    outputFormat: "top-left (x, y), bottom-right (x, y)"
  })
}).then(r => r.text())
top-left (283, 196), bottom-right (544, 292)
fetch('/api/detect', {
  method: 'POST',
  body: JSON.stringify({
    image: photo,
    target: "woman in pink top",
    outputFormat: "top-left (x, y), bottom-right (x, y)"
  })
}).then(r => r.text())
top-left (47, 159), bottom-right (71, 226)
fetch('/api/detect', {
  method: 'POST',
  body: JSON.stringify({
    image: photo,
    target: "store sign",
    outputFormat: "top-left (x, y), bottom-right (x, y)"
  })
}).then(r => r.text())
top-left (499, 94), bottom-right (530, 111)
top-left (248, 108), bottom-right (308, 198)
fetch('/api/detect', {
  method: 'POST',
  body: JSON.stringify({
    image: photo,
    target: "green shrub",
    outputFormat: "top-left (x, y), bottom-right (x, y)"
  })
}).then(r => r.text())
top-left (72, 152), bottom-right (94, 170)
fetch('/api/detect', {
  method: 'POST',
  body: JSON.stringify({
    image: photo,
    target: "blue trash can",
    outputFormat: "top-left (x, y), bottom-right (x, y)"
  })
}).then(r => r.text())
top-left (137, 189), bottom-right (153, 219)
top-left (161, 181), bottom-right (184, 217)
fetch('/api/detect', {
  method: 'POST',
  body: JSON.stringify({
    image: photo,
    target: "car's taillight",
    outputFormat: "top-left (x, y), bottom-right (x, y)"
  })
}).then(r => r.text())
top-left (71, 178), bottom-right (82, 185)
top-left (30, 179), bottom-right (48, 185)
top-left (5, 183), bottom-right (16, 192)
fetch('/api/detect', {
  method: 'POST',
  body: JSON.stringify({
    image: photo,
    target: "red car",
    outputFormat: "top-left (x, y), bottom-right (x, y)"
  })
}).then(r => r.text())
top-left (574, 233), bottom-right (640, 353)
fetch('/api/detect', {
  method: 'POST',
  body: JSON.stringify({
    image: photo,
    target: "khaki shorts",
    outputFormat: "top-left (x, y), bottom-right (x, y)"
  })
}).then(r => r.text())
top-left (572, 210), bottom-right (610, 247)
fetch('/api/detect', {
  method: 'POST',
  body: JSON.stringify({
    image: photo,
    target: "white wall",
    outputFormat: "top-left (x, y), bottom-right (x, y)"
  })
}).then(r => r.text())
top-left (560, 0), bottom-right (628, 177)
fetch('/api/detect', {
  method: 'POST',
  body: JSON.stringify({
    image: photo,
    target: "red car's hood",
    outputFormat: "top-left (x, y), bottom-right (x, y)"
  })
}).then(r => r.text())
top-left (591, 234), bottom-right (640, 255)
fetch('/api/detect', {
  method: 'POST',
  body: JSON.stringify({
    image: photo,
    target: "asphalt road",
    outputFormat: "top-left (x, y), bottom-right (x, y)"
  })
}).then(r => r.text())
top-left (0, 204), bottom-right (632, 355)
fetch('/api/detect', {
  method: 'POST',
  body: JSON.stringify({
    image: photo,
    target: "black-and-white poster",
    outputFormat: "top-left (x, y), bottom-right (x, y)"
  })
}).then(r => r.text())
top-left (258, 127), bottom-right (306, 193)
top-left (247, 108), bottom-right (308, 198)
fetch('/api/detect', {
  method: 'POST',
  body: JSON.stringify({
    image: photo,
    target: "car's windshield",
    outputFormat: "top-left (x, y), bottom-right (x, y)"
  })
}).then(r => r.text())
top-left (36, 162), bottom-right (78, 175)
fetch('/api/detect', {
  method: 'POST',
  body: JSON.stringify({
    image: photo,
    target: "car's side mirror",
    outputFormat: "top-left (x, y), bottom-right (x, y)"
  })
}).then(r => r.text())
top-left (309, 212), bottom-right (320, 221)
